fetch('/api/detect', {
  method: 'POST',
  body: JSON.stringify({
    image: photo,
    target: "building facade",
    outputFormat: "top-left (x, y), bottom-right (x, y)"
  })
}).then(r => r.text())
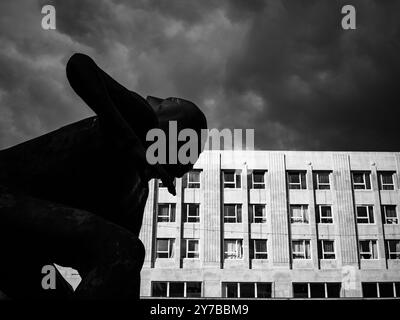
top-left (139, 150), bottom-right (400, 298)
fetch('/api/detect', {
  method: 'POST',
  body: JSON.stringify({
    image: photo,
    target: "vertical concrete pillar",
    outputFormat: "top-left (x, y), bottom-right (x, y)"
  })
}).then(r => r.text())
top-left (175, 178), bottom-right (183, 268)
top-left (307, 164), bottom-right (319, 269)
top-left (139, 179), bottom-right (157, 268)
top-left (371, 163), bottom-right (387, 268)
top-left (269, 153), bottom-right (290, 267)
top-left (395, 153), bottom-right (400, 189)
top-left (242, 163), bottom-right (251, 268)
top-left (201, 151), bottom-right (222, 268)
top-left (332, 153), bottom-right (358, 266)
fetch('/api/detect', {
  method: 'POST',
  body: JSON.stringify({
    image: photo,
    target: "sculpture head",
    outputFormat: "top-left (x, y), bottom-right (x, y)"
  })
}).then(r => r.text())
top-left (146, 96), bottom-right (208, 178)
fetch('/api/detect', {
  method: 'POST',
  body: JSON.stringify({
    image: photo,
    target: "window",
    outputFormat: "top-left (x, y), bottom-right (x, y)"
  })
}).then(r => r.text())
top-left (159, 178), bottom-right (176, 188)
top-left (356, 205), bottom-right (374, 224)
top-left (187, 170), bottom-right (201, 188)
top-left (316, 205), bottom-right (333, 224)
top-left (222, 282), bottom-right (272, 298)
top-left (224, 204), bottom-right (242, 223)
top-left (288, 171), bottom-right (307, 189)
top-left (379, 172), bottom-right (395, 190)
top-left (152, 282), bottom-right (202, 298)
top-left (157, 203), bottom-right (176, 222)
top-left (290, 205), bottom-right (309, 224)
top-left (386, 240), bottom-right (400, 259)
top-left (223, 170), bottom-right (241, 188)
top-left (251, 171), bottom-right (266, 189)
top-left (169, 282), bottom-right (184, 297)
top-left (186, 282), bottom-right (202, 297)
top-left (318, 240), bottom-right (335, 259)
top-left (362, 282), bottom-right (400, 298)
top-left (314, 171), bottom-right (331, 190)
top-left (224, 239), bottom-right (243, 259)
top-left (249, 204), bottom-right (266, 223)
top-left (292, 240), bottom-right (311, 259)
top-left (382, 205), bottom-right (398, 224)
top-left (359, 240), bottom-right (378, 259)
top-left (251, 239), bottom-right (268, 259)
top-left (352, 171), bottom-right (371, 190)
top-left (293, 283), bottom-right (341, 298)
top-left (156, 238), bottom-right (175, 258)
top-left (183, 203), bottom-right (200, 223)
top-left (183, 239), bottom-right (199, 259)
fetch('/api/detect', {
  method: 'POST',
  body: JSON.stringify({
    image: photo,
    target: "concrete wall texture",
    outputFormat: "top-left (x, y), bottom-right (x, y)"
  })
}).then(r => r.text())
top-left (139, 150), bottom-right (400, 298)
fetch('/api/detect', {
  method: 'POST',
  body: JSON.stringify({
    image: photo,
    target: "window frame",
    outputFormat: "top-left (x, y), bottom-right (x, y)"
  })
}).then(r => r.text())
top-left (251, 239), bottom-right (268, 259)
top-left (152, 281), bottom-right (202, 298)
top-left (184, 203), bottom-right (200, 223)
top-left (187, 170), bottom-right (201, 188)
top-left (222, 282), bottom-right (272, 298)
top-left (352, 171), bottom-right (371, 190)
top-left (316, 205), bottom-right (333, 224)
top-left (157, 203), bottom-right (176, 223)
top-left (223, 204), bottom-right (242, 223)
top-left (318, 240), bottom-right (336, 260)
top-left (356, 205), bottom-right (375, 224)
top-left (362, 282), bottom-right (400, 298)
top-left (290, 205), bottom-right (309, 224)
top-left (314, 171), bottom-right (331, 190)
top-left (249, 204), bottom-right (267, 223)
top-left (359, 239), bottom-right (379, 260)
top-left (224, 239), bottom-right (243, 260)
top-left (386, 240), bottom-right (400, 260)
top-left (287, 171), bottom-right (307, 190)
top-left (293, 282), bottom-right (341, 298)
top-left (223, 170), bottom-right (242, 189)
top-left (156, 238), bottom-right (175, 259)
top-left (379, 172), bottom-right (395, 190)
top-left (251, 171), bottom-right (266, 189)
top-left (382, 205), bottom-right (398, 224)
top-left (183, 238), bottom-right (200, 259)
top-left (292, 239), bottom-right (311, 260)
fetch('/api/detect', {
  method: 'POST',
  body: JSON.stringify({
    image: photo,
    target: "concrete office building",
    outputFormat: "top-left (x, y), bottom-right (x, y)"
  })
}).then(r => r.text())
top-left (139, 150), bottom-right (400, 298)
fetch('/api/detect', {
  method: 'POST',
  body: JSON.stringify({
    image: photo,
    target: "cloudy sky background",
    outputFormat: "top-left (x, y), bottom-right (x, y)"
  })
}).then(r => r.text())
top-left (0, 0), bottom-right (399, 151)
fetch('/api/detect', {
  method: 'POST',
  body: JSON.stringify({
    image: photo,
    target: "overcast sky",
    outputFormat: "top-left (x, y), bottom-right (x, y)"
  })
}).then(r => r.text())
top-left (0, 0), bottom-right (399, 151)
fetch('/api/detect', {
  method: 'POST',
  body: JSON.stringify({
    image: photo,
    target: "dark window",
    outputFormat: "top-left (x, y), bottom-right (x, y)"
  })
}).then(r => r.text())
top-left (379, 283), bottom-right (394, 298)
top-left (379, 172), bottom-right (395, 190)
top-left (352, 172), bottom-right (371, 190)
top-left (152, 282), bottom-right (167, 297)
top-left (356, 206), bottom-right (374, 224)
top-left (223, 170), bottom-right (241, 188)
top-left (226, 283), bottom-right (238, 298)
top-left (187, 171), bottom-right (201, 188)
top-left (184, 203), bottom-right (200, 223)
top-left (326, 283), bottom-right (341, 298)
top-left (362, 283), bottom-right (378, 298)
top-left (240, 283), bottom-right (255, 298)
top-left (186, 282), bottom-right (202, 298)
top-left (314, 171), bottom-right (331, 190)
top-left (169, 282), bottom-right (184, 297)
top-left (257, 283), bottom-right (272, 298)
top-left (293, 283), bottom-right (309, 298)
top-left (251, 171), bottom-right (265, 189)
top-left (310, 283), bottom-right (325, 298)
top-left (224, 204), bottom-right (242, 223)
top-left (288, 172), bottom-right (307, 190)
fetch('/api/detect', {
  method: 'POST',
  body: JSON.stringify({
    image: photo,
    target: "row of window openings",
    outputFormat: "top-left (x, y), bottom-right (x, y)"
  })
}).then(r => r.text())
top-left (159, 171), bottom-right (397, 191)
top-left (157, 203), bottom-right (399, 225)
top-left (155, 238), bottom-right (400, 260)
top-left (152, 281), bottom-right (400, 298)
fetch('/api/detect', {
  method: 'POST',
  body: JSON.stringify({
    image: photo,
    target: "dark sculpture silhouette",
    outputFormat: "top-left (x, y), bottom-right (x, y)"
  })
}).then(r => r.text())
top-left (0, 53), bottom-right (207, 299)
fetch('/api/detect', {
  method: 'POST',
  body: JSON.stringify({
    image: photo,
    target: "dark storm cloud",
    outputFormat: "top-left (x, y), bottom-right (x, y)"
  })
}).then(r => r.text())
top-left (0, 0), bottom-right (399, 151)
